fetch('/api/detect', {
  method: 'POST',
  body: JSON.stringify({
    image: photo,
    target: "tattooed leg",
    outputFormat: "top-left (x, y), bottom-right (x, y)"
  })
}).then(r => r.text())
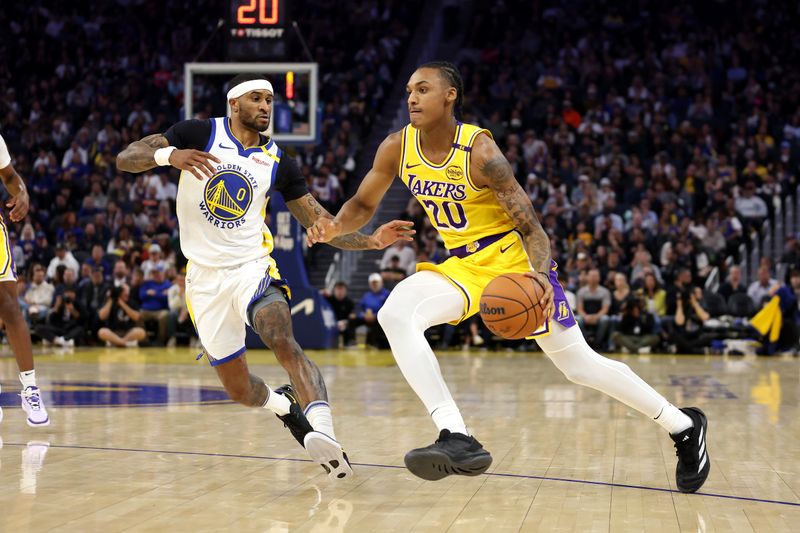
top-left (214, 355), bottom-right (269, 407)
top-left (253, 300), bottom-right (328, 406)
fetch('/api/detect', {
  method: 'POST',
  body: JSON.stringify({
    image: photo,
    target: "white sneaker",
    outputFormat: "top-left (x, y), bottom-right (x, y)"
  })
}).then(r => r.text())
top-left (304, 431), bottom-right (353, 481)
top-left (638, 346), bottom-right (652, 354)
top-left (53, 336), bottom-right (66, 347)
top-left (105, 341), bottom-right (113, 347)
top-left (20, 386), bottom-right (50, 427)
top-left (472, 334), bottom-right (485, 346)
top-left (125, 340), bottom-right (139, 348)
top-left (65, 338), bottom-right (75, 348)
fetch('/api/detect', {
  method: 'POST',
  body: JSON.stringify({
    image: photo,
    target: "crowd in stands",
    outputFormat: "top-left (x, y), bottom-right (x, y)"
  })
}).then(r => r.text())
top-left (0, 0), bottom-right (421, 347)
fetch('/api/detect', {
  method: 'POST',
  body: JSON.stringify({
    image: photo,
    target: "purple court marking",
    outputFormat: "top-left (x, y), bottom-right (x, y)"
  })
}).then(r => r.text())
top-left (3, 442), bottom-right (799, 508)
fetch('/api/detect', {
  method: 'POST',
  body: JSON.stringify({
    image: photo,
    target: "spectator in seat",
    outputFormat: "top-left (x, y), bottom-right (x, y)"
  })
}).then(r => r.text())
top-left (84, 244), bottom-right (111, 277)
top-left (98, 284), bottom-right (146, 347)
top-left (46, 242), bottom-right (80, 280)
top-left (735, 181), bottom-right (768, 231)
top-left (323, 281), bottom-right (356, 347)
top-left (138, 266), bottom-right (171, 344)
top-left (674, 286), bottom-right (713, 354)
top-left (748, 265), bottom-right (779, 308)
top-left (357, 273), bottom-right (390, 348)
top-left (141, 243), bottom-right (168, 280)
top-left (611, 297), bottom-right (659, 354)
top-left (24, 264), bottom-right (54, 326)
top-left (719, 265), bottom-right (747, 301)
top-left (641, 272), bottom-right (667, 318)
top-left (576, 268), bottom-right (612, 350)
top-left (111, 260), bottom-right (129, 288)
top-left (79, 265), bottom-right (110, 334)
top-left (380, 240), bottom-right (416, 273)
top-left (380, 255), bottom-right (407, 288)
top-left (35, 286), bottom-right (87, 347)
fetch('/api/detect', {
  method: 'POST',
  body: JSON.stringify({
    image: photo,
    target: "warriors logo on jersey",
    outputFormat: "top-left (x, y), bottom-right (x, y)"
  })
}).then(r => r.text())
top-left (201, 169), bottom-right (254, 226)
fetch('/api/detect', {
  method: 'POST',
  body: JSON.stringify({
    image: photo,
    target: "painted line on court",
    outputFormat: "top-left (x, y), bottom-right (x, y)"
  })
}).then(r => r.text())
top-left (3, 442), bottom-right (799, 508)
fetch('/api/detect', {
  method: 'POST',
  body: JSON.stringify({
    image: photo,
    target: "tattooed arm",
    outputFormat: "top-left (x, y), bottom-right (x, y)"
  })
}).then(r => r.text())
top-left (116, 132), bottom-right (219, 179)
top-left (471, 133), bottom-right (554, 316)
top-left (0, 162), bottom-right (30, 222)
top-left (286, 193), bottom-right (414, 250)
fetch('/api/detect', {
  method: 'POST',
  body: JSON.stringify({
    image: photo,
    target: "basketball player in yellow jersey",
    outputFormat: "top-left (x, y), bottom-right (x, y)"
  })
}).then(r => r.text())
top-left (0, 132), bottom-right (49, 427)
top-left (309, 62), bottom-right (710, 492)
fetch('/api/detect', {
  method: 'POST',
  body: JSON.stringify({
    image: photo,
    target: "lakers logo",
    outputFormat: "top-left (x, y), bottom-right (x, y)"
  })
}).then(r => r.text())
top-left (445, 165), bottom-right (464, 181)
top-left (557, 301), bottom-right (570, 321)
top-left (204, 171), bottom-right (252, 222)
top-left (466, 241), bottom-right (479, 253)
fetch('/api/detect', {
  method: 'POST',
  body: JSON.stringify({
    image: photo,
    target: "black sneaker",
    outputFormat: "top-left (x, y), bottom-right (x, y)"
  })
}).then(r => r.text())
top-left (671, 407), bottom-right (710, 493)
top-left (404, 429), bottom-right (492, 481)
top-left (274, 384), bottom-right (313, 447)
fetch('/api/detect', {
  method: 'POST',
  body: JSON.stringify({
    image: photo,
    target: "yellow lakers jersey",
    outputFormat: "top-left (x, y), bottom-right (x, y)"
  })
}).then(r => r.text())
top-left (398, 122), bottom-right (516, 249)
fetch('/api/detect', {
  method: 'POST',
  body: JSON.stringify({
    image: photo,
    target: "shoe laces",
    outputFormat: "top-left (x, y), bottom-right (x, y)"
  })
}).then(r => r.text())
top-left (673, 431), bottom-right (697, 464)
top-left (22, 388), bottom-right (42, 410)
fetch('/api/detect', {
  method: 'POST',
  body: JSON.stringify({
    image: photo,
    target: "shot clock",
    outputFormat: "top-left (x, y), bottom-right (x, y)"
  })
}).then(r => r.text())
top-left (229, 0), bottom-right (286, 40)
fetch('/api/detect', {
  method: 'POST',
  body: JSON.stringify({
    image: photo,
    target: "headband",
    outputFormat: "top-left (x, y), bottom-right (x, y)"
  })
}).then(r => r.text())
top-left (226, 79), bottom-right (274, 100)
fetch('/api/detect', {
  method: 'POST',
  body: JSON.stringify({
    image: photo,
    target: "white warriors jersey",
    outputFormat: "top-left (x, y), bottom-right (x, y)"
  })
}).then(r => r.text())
top-left (174, 117), bottom-right (282, 268)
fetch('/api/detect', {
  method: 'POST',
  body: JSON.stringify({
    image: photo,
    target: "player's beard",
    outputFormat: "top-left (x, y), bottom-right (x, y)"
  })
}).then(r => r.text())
top-left (242, 112), bottom-right (270, 133)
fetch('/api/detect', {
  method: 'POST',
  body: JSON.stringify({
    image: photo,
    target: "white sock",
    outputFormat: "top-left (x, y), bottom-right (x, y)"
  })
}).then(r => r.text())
top-left (431, 404), bottom-right (468, 435)
top-left (19, 370), bottom-right (36, 390)
top-left (377, 272), bottom-right (469, 436)
top-left (262, 386), bottom-right (290, 416)
top-left (654, 403), bottom-right (693, 435)
top-left (537, 323), bottom-right (692, 434)
top-left (305, 401), bottom-right (336, 440)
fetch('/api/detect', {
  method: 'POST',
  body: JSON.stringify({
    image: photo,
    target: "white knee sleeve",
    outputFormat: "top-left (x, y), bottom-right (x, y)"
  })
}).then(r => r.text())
top-left (537, 323), bottom-right (667, 418)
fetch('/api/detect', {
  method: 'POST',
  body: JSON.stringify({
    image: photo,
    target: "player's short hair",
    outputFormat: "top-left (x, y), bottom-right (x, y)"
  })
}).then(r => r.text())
top-left (227, 73), bottom-right (268, 88)
top-left (418, 61), bottom-right (464, 118)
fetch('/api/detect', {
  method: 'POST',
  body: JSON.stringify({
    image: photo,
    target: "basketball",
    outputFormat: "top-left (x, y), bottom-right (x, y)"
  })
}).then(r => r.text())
top-left (479, 273), bottom-right (547, 339)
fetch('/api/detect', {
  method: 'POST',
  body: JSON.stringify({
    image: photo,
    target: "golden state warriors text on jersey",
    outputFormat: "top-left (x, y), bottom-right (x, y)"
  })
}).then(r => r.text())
top-left (176, 117), bottom-right (280, 268)
top-left (399, 122), bottom-right (516, 249)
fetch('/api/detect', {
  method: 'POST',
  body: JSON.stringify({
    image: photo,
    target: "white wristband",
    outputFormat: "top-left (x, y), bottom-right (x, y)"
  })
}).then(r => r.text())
top-left (154, 146), bottom-right (176, 166)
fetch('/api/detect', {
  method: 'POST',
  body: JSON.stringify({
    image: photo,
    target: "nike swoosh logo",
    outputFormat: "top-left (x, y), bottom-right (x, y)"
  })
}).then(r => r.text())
top-left (405, 163), bottom-right (421, 169)
top-left (218, 143), bottom-right (235, 150)
top-left (499, 243), bottom-right (513, 253)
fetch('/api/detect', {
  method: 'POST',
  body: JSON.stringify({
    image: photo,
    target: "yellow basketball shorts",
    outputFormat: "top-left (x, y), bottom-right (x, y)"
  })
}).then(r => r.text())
top-left (416, 230), bottom-right (576, 339)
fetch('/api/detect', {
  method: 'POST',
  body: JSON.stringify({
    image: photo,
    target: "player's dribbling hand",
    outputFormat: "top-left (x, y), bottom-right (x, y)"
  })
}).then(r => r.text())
top-left (307, 217), bottom-right (342, 246)
top-left (6, 190), bottom-right (29, 222)
top-left (524, 271), bottom-right (555, 319)
top-left (169, 149), bottom-right (221, 180)
top-left (369, 220), bottom-right (415, 250)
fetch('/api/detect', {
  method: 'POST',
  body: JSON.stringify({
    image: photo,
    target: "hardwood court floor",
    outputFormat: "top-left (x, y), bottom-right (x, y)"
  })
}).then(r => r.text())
top-left (0, 346), bottom-right (798, 532)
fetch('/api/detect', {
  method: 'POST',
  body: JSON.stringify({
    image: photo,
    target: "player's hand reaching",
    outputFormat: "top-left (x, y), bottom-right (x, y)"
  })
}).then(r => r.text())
top-left (169, 149), bottom-right (221, 180)
top-left (6, 189), bottom-right (29, 222)
top-left (369, 220), bottom-right (415, 250)
top-left (525, 271), bottom-right (555, 319)
top-left (307, 217), bottom-right (342, 246)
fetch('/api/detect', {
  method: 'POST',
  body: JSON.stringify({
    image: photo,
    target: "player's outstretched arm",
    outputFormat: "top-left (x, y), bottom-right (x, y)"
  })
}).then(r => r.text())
top-left (116, 133), bottom-right (220, 179)
top-left (307, 132), bottom-right (402, 245)
top-left (287, 193), bottom-right (414, 250)
top-left (471, 133), bottom-right (554, 317)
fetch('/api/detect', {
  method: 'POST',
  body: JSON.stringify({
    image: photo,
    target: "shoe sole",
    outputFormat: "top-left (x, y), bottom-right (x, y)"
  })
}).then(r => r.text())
top-left (404, 448), bottom-right (493, 481)
top-left (26, 415), bottom-right (50, 427)
top-left (304, 431), bottom-right (353, 480)
top-left (678, 408), bottom-right (710, 493)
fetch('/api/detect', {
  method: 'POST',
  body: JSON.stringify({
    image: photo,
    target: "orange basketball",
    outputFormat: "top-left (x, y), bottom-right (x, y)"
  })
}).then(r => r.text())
top-left (479, 273), bottom-right (547, 339)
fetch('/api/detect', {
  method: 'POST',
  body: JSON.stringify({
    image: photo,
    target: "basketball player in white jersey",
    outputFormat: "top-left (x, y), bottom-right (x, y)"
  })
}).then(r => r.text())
top-left (309, 62), bottom-right (710, 492)
top-left (117, 74), bottom-right (413, 479)
top-left (0, 133), bottom-right (49, 427)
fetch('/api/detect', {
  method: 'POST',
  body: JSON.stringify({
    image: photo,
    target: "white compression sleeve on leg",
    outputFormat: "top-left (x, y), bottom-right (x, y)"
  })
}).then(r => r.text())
top-left (537, 322), bottom-right (691, 432)
top-left (377, 271), bottom-right (469, 435)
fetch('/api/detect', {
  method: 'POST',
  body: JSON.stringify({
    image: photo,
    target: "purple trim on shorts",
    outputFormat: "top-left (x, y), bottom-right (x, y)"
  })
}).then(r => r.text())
top-left (209, 346), bottom-right (246, 367)
top-left (449, 231), bottom-right (512, 259)
top-left (548, 265), bottom-right (577, 329)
